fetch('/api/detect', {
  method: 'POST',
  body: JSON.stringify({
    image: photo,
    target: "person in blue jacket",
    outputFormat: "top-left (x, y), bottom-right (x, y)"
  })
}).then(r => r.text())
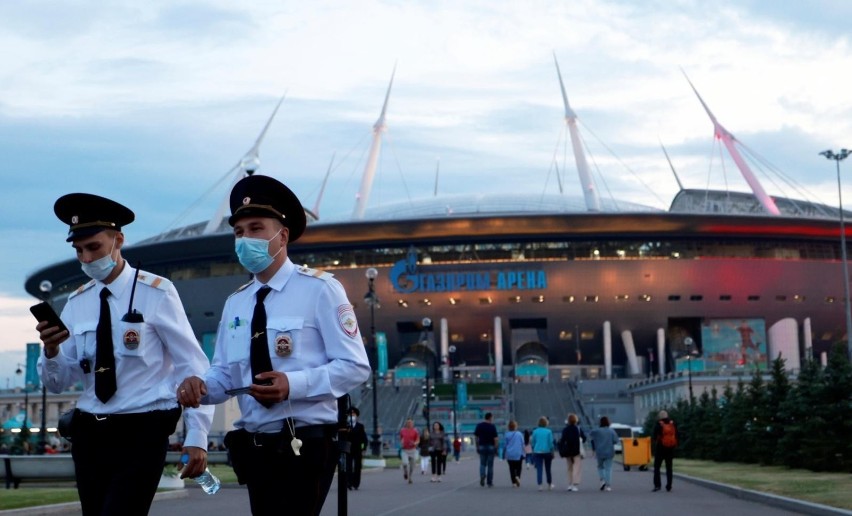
top-left (589, 416), bottom-right (620, 492)
top-left (502, 420), bottom-right (526, 487)
top-left (530, 416), bottom-right (555, 491)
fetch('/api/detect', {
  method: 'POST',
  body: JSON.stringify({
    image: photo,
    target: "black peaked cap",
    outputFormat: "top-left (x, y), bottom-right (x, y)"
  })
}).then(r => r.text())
top-left (228, 174), bottom-right (306, 242)
top-left (54, 193), bottom-right (135, 242)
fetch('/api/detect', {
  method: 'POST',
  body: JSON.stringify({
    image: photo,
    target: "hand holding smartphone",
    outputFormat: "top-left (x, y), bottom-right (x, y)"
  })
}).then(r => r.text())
top-left (30, 302), bottom-right (68, 334)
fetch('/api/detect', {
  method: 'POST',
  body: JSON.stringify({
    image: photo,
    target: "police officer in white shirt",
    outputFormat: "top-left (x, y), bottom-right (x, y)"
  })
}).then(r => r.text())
top-left (177, 174), bottom-right (371, 516)
top-left (36, 193), bottom-right (214, 516)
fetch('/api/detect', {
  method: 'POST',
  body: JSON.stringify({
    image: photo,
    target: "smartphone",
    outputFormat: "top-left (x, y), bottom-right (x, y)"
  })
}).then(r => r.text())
top-left (30, 301), bottom-right (69, 334)
top-left (225, 386), bottom-right (252, 396)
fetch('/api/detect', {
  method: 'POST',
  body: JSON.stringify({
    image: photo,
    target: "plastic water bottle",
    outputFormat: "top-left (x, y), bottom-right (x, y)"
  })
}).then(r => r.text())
top-left (181, 453), bottom-right (221, 495)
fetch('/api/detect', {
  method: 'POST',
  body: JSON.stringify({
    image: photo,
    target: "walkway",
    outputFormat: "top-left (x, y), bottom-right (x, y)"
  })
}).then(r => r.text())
top-left (145, 454), bottom-right (821, 516)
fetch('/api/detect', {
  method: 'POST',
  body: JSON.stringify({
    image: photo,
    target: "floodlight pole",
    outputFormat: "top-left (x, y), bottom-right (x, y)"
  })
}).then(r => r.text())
top-left (365, 268), bottom-right (382, 457)
top-left (821, 149), bottom-right (852, 362)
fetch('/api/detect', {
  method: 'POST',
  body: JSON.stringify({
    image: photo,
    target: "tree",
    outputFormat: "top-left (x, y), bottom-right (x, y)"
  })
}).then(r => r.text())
top-left (743, 367), bottom-right (769, 464)
top-left (814, 344), bottom-right (852, 471)
top-left (718, 379), bottom-right (750, 462)
top-left (763, 354), bottom-right (791, 465)
top-left (776, 357), bottom-right (822, 468)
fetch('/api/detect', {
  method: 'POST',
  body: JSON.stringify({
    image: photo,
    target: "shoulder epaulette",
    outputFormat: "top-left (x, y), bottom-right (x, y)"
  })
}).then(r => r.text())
top-left (296, 265), bottom-right (334, 281)
top-left (228, 280), bottom-right (255, 298)
top-left (136, 272), bottom-right (171, 291)
top-left (68, 280), bottom-right (96, 299)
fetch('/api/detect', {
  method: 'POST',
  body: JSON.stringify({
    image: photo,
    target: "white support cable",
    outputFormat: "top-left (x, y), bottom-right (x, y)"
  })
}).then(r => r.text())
top-left (577, 130), bottom-right (619, 211)
top-left (384, 131), bottom-right (414, 205)
top-left (737, 142), bottom-right (831, 217)
top-left (578, 120), bottom-right (667, 209)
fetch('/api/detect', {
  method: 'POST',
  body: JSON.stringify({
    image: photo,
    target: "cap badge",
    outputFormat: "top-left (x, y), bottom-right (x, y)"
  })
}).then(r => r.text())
top-left (275, 333), bottom-right (293, 357)
top-left (243, 196), bottom-right (251, 206)
top-left (123, 328), bottom-right (140, 350)
top-left (71, 215), bottom-right (79, 224)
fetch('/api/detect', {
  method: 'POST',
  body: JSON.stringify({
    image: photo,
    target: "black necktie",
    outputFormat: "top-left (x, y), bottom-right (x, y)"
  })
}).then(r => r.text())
top-left (95, 287), bottom-right (117, 403)
top-left (250, 287), bottom-right (273, 405)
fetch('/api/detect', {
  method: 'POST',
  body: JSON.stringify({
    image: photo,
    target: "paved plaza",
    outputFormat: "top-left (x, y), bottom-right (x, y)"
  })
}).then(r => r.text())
top-left (143, 454), bottom-right (814, 516)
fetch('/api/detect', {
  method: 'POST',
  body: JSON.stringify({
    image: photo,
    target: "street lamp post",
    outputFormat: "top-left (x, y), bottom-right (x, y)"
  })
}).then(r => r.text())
top-left (821, 148), bottom-right (852, 362)
top-left (37, 280), bottom-right (52, 454)
top-left (364, 268), bottom-right (382, 457)
top-left (15, 364), bottom-right (30, 443)
top-left (684, 337), bottom-right (695, 403)
top-left (448, 345), bottom-right (458, 440)
top-left (421, 318), bottom-right (433, 430)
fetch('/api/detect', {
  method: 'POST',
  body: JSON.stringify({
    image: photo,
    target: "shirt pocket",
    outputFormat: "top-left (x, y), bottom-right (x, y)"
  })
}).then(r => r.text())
top-left (73, 320), bottom-right (98, 365)
top-left (267, 316), bottom-right (304, 363)
top-left (116, 321), bottom-right (147, 359)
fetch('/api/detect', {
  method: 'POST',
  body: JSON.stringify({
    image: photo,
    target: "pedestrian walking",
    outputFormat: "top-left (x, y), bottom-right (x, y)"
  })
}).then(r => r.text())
top-left (558, 413), bottom-right (586, 491)
top-left (502, 420), bottom-right (525, 487)
top-left (474, 412), bottom-right (499, 487)
top-left (589, 416), bottom-right (619, 492)
top-left (399, 418), bottom-right (419, 484)
top-left (530, 416), bottom-right (555, 491)
top-left (652, 410), bottom-right (679, 492)
top-left (177, 174), bottom-right (371, 515)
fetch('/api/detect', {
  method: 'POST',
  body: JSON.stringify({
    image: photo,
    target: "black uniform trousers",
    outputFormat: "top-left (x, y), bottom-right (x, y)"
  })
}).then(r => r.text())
top-left (346, 450), bottom-right (363, 488)
top-left (225, 425), bottom-right (338, 516)
top-left (70, 407), bottom-right (181, 516)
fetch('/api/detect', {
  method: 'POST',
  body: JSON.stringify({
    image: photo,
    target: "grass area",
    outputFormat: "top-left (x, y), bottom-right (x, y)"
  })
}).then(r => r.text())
top-left (0, 488), bottom-right (80, 510)
top-left (0, 465), bottom-right (240, 510)
top-left (676, 459), bottom-right (852, 511)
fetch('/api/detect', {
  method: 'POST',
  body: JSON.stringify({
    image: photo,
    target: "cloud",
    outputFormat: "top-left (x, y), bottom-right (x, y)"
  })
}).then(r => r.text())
top-left (1, 0), bottom-right (852, 362)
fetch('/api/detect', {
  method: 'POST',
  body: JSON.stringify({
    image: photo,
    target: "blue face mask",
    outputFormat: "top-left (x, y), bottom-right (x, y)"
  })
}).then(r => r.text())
top-left (234, 230), bottom-right (282, 274)
top-left (80, 237), bottom-right (118, 281)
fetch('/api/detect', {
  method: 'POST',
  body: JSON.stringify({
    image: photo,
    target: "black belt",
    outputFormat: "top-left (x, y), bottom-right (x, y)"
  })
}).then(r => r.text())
top-left (75, 406), bottom-right (179, 422)
top-left (243, 423), bottom-right (337, 448)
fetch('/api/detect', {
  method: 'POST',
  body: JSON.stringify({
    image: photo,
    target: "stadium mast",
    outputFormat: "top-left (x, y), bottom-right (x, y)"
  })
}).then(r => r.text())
top-left (683, 71), bottom-right (781, 216)
top-left (554, 53), bottom-right (601, 212)
top-left (203, 94), bottom-right (287, 234)
top-left (352, 65), bottom-right (396, 220)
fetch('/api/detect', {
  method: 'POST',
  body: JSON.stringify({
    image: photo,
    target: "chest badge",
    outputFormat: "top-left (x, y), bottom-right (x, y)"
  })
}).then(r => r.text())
top-left (123, 328), bottom-right (140, 350)
top-left (275, 333), bottom-right (293, 357)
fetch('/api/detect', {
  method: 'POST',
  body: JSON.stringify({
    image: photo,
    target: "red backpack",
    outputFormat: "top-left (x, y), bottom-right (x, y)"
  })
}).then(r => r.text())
top-left (660, 420), bottom-right (677, 448)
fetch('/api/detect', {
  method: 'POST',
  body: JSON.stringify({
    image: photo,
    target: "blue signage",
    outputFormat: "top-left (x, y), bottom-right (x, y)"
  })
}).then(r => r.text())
top-left (389, 247), bottom-right (547, 294)
top-left (457, 382), bottom-right (468, 410)
top-left (376, 332), bottom-right (388, 376)
top-left (25, 343), bottom-right (41, 390)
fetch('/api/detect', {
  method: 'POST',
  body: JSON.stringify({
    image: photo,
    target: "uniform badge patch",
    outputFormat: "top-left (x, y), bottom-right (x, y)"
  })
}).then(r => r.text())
top-left (243, 196), bottom-right (251, 205)
top-left (275, 333), bottom-right (293, 357)
top-left (338, 304), bottom-right (358, 337)
top-left (123, 329), bottom-right (140, 350)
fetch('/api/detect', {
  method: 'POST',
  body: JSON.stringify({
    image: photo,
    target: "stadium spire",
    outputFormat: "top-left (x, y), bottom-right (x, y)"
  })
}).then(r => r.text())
top-left (352, 64), bottom-right (396, 220)
top-left (682, 70), bottom-right (781, 216)
top-left (554, 52), bottom-right (600, 212)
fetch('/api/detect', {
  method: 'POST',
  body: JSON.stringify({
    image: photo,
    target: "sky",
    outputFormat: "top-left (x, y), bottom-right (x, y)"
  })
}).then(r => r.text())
top-left (1, 0), bottom-right (851, 387)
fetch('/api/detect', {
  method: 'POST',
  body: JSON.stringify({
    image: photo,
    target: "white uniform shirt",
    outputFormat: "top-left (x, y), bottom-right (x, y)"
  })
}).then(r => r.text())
top-left (202, 258), bottom-right (371, 433)
top-left (39, 263), bottom-right (214, 449)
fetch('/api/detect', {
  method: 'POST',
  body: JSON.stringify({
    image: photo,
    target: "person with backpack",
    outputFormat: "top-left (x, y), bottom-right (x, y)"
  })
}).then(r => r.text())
top-left (652, 410), bottom-right (678, 492)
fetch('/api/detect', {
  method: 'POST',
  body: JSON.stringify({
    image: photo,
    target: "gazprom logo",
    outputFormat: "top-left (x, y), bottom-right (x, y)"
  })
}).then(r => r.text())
top-left (389, 248), bottom-right (547, 294)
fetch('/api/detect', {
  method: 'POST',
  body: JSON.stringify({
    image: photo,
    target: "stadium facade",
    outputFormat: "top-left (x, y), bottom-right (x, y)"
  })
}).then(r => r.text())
top-left (25, 69), bottom-right (850, 391)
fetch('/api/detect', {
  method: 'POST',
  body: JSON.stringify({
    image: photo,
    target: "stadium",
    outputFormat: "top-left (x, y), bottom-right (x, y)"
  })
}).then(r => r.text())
top-left (20, 68), bottom-right (851, 439)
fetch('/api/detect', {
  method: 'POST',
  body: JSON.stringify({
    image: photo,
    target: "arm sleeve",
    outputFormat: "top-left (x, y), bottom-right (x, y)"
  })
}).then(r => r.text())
top-left (284, 280), bottom-right (371, 402)
top-left (201, 315), bottom-right (232, 405)
top-left (38, 307), bottom-right (82, 393)
top-left (155, 286), bottom-right (214, 449)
